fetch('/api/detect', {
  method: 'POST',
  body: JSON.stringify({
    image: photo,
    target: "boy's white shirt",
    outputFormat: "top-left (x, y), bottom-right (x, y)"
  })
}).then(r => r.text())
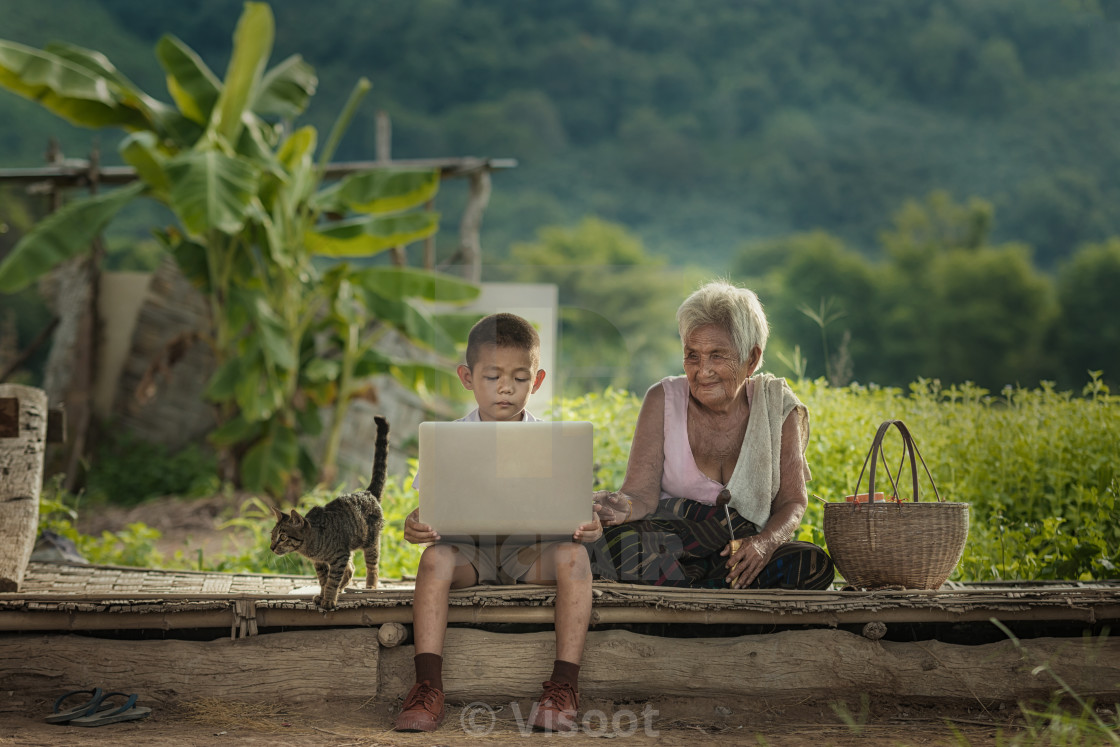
top-left (411, 408), bottom-right (541, 488)
top-left (457, 408), bottom-right (540, 422)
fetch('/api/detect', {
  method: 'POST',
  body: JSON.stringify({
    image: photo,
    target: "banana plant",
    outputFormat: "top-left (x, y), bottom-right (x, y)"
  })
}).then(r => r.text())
top-left (0, 2), bottom-right (480, 496)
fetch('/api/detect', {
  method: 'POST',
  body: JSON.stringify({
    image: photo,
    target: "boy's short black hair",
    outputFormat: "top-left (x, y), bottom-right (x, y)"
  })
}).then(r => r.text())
top-left (465, 313), bottom-right (541, 370)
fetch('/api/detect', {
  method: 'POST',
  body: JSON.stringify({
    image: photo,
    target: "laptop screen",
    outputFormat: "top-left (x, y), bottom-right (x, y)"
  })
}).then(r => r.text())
top-left (417, 421), bottom-right (594, 539)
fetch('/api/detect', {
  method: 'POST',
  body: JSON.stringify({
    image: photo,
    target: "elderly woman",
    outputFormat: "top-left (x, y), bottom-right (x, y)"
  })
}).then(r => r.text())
top-left (591, 280), bottom-right (834, 590)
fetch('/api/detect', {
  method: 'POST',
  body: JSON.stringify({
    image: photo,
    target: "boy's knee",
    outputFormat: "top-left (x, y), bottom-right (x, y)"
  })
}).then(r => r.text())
top-left (417, 544), bottom-right (459, 576)
top-left (554, 542), bottom-right (592, 579)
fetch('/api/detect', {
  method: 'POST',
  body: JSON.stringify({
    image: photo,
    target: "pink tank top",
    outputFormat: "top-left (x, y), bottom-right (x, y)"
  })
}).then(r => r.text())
top-left (659, 375), bottom-right (752, 505)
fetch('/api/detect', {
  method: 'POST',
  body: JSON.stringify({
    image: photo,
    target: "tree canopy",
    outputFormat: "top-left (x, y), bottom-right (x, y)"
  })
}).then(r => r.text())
top-left (3, 0), bottom-right (1120, 267)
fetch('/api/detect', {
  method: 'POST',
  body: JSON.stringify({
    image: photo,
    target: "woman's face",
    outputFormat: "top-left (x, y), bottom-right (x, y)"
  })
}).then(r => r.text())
top-left (682, 324), bottom-right (758, 412)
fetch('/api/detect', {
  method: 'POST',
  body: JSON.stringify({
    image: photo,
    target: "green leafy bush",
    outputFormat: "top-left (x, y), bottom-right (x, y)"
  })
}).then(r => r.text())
top-left (563, 379), bottom-right (1120, 582)
top-left (38, 378), bottom-right (1120, 582)
top-left (84, 432), bottom-right (219, 506)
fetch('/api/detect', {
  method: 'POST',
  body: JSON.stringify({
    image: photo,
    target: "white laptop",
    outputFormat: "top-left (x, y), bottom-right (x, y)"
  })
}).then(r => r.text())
top-left (417, 421), bottom-right (594, 540)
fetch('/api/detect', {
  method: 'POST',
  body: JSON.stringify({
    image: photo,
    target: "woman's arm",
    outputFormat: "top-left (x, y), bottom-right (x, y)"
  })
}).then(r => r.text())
top-left (595, 382), bottom-right (666, 525)
top-left (725, 408), bottom-right (809, 587)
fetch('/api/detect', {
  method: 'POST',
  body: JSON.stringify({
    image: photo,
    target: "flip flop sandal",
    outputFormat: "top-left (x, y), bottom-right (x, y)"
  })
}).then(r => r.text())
top-left (69, 692), bottom-right (151, 727)
top-left (45, 688), bottom-right (104, 724)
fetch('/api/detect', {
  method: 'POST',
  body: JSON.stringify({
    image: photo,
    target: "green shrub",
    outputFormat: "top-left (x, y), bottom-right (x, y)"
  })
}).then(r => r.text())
top-left (38, 378), bottom-right (1120, 582)
top-left (84, 432), bottom-right (219, 506)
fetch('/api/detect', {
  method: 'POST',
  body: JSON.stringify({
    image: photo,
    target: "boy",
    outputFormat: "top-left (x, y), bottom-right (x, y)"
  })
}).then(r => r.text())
top-left (395, 312), bottom-right (602, 733)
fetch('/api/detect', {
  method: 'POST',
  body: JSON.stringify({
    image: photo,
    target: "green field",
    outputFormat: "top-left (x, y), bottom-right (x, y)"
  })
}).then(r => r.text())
top-left (40, 376), bottom-right (1119, 583)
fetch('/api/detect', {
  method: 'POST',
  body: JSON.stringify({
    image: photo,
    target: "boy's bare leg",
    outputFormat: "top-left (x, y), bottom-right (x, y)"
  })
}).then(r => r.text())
top-left (530, 542), bottom-right (593, 662)
top-left (413, 544), bottom-right (478, 656)
top-left (524, 541), bottom-right (591, 732)
top-left (397, 545), bottom-right (478, 732)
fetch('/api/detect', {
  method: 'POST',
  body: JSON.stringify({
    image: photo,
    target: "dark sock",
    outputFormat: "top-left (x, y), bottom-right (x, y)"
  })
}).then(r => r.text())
top-left (550, 659), bottom-right (580, 691)
top-left (414, 652), bottom-right (444, 692)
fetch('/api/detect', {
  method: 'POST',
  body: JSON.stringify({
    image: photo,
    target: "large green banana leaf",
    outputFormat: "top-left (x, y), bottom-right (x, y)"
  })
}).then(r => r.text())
top-left (209, 1), bottom-right (273, 145)
top-left (156, 35), bottom-right (221, 126)
top-left (353, 348), bottom-right (464, 400)
top-left (0, 182), bottom-right (146, 292)
top-left (120, 131), bottom-right (171, 195)
top-left (270, 125), bottom-right (318, 213)
top-left (0, 40), bottom-right (148, 129)
top-left (362, 294), bottom-right (458, 357)
top-left (314, 169), bottom-right (440, 215)
top-left (165, 149), bottom-right (260, 236)
top-left (240, 422), bottom-right (298, 496)
top-left (430, 311), bottom-right (487, 342)
top-left (43, 41), bottom-right (177, 130)
top-left (351, 266), bottom-right (479, 303)
top-left (305, 212), bottom-right (440, 257)
top-left (254, 54), bottom-right (317, 120)
top-left (238, 289), bottom-right (298, 371)
top-left (391, 361), bottom-right (468, 400)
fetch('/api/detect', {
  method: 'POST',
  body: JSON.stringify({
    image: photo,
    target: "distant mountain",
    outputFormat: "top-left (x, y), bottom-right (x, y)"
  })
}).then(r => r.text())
top-left (3, 0), bottom-right (1120, 268)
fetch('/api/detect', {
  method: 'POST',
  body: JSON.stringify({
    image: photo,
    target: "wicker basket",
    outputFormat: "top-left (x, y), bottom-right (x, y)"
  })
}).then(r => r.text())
top-left (824, 420), bottom-right (969, 590)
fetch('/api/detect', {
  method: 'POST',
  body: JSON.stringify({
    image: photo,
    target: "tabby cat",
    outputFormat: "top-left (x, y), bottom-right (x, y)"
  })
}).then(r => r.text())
top-left (269, 415), bottom-right (389, 610)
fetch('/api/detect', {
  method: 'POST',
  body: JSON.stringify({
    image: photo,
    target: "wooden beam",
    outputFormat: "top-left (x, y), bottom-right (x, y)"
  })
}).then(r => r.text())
top-left (380, 627), bottom-right (1120, 704)
top-left (1, 627), bottom-right (1116, 707)
top-left (0, 385), bottom-right (47, 592)
top-left (0, 628), bottom-right (381, 705)
top-left (0, 157), bottom-right (517, 189)
top-left (2, 598), bottom-right (1117, 633)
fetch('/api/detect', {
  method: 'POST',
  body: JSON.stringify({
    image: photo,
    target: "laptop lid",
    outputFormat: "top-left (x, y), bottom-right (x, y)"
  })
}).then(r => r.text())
top-left (417, 421), bottom-right (593, 539)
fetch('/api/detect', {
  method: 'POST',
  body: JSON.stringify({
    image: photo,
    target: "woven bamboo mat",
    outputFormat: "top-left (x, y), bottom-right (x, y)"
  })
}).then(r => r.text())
top-left (17, 560), bottom-right (319, 596)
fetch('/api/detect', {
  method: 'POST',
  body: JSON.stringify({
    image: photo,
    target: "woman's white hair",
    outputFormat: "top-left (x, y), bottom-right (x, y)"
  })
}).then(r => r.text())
top-left (676, 280), bottom-right (769, 368)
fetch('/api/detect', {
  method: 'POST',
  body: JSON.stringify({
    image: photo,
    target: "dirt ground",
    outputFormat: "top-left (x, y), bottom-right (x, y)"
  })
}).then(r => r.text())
top-left (76, 492), bottom-right (260, 561)
top-left (29, 495), bottom-right (1091, 745)
top-left (1, 691), bottom-right (1026, 746)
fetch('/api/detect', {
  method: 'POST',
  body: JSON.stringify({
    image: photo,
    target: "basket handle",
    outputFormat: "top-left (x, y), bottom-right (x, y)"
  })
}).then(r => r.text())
top-left (851, 420), bottom-right (943, 508)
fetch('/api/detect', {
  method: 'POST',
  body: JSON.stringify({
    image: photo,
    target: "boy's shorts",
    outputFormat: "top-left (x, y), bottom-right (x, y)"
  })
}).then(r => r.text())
top-left (436, 538), bottom-right (572, 584)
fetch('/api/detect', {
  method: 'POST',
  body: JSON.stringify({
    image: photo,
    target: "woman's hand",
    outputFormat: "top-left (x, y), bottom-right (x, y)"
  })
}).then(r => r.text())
top-left (722, 535), bottom-right (776, 589)
top-left (403, 507), bottom-right (440, 545)
top-left (572, 505), bottom-right (604, 544)
top-left (593, 490), bottom-right (636, 527)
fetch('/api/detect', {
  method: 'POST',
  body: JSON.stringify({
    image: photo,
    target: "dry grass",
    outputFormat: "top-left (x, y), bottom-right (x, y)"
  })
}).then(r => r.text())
top-left (175, 697), bottom-right (309, 734)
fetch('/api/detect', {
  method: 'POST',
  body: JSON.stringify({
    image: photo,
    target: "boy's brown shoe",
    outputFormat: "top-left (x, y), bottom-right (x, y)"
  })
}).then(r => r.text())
top-left (393, 681), bottom-right (445, 732)
top-left (529, 680), bottom-right (579, 732)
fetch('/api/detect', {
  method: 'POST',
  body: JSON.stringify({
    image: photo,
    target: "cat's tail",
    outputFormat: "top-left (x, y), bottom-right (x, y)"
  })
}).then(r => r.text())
top-left (368, 415), bottom-right (390, 497)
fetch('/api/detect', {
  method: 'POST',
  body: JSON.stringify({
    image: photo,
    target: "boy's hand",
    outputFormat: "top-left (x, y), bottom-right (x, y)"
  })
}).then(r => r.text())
top-left (403, 508), bottom-right (440, 545)
top-left (572, 506), bottom-right (603, 544)
top-left (593, 490), bottom-right (634, 527)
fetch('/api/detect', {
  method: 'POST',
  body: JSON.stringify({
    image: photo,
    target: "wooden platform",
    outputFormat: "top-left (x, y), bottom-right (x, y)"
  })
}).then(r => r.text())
top-left (3, 562), bottom-right (1120, 709)
top-left (3, 561), bottom-right (1118, 638)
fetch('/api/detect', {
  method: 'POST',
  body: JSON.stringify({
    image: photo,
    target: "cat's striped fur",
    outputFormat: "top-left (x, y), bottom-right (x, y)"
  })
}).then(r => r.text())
top-left (270, 415), bottom-right (389, 610)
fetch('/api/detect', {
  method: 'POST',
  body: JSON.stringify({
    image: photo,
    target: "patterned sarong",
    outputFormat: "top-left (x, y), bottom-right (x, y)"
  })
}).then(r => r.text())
top-left (587, 496), bottom-right (834, 589)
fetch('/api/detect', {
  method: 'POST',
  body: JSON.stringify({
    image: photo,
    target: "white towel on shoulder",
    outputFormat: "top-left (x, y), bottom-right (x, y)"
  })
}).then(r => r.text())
top-left (725, 373), bottom-right (809, 530)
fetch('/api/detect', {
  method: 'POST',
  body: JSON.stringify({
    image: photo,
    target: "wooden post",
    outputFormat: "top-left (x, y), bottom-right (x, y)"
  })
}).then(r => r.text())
top-left (376, 111), bottom-right (408, 267)
top-left (423, 199), bottom-right (436, 270)
top-left (39, 142), bottom-right (101, 492)
top-left (458, 170), bottom-right (490, 283)
top-left (0, 385), bottom-right (47, 592)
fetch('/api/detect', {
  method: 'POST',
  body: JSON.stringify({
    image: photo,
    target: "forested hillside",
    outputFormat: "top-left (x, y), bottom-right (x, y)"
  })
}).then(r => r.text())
top-left (3, 0), bottom-right (1120, 390)
top-left (4, 0), bottom-right (1120, 265)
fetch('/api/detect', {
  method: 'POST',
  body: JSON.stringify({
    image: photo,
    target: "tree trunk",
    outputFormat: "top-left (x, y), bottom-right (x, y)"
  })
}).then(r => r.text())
top-left (41, 252), bottom-right (99, 491)
top-left (0, 384), bottom-right (47, 591)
